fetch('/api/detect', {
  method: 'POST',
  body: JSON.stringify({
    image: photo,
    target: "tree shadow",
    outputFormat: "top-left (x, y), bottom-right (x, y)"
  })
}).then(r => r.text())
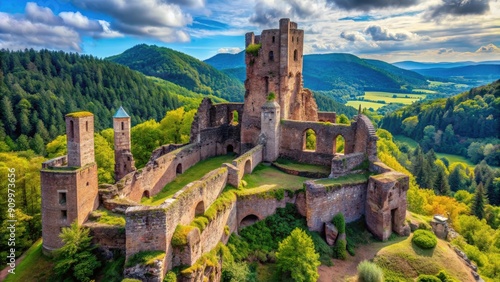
top-left (411, 241), bottom-right (435, 257)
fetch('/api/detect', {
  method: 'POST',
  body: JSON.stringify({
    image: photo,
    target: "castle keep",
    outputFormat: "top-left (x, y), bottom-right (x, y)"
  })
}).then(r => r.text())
top-left (41, 19), bottom-right (410, 281)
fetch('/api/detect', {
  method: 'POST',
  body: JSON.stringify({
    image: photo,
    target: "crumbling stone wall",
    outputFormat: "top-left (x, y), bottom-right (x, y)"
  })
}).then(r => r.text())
top-left (330, 152), bottom-right (367, 177)
top-left (236, 193), bottom-right (296, 228)
top-left (232, 145), bottom-right (263, 183)
top-left (305, 181), bottom-right (367, 232)
top-left (354, 115), bottom-right (378, 162)
top-left (318, 112), bottom-right (336, 123)
top-left (365, 171), bottom-right (410, 241)
top-left (86, 222), bottom-right (126, 251)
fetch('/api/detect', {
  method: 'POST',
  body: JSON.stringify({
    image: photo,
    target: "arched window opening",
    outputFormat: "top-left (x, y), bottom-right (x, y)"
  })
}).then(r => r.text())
top-left (230, 110), bottom-right (239, 125)
top-left (176, 163), bottom-right (183, 175)
top-left (303, 129), bottom-right (317, 151)
top-left (240, 214), bottom-right (259, 229)
top-left (69, 120), bottom-right (74, 139)
top-left (195, 201), bottom-right (205, 216)
top-left (244, 160), bottom-right (252, 174)
top-left (269, 51), bottom-right (274, 61)
top-left (142, 190), bottom-right (150, 198)
top-left (293, 49), bottom-right (298, 61)
top-left (227, 144), bottom-right (234, 154)
top-left (334, 135), bottom-right (345, 154)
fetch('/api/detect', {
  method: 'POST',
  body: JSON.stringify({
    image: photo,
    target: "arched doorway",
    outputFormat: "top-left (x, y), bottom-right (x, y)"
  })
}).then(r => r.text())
top-left (303, 129), bottom-right (317, 151)
top-left (176, 163), bottom-right (183, 175)
top-left (195, 201), bottom-right (205, 216)
top-left (244, 160), bottom-right (252, 174)
top-left (227, 144), bottom-right (234, 154)
top-left (240, 214), bottom-right (259, 229)
top-left (142, 190), bottom-right (150, 198)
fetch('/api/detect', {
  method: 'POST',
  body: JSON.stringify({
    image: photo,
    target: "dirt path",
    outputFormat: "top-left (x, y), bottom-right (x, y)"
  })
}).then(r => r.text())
top-left (318, 238), bottom-right (404, 282)
top-left (0, 253), bottom-right (26, 281)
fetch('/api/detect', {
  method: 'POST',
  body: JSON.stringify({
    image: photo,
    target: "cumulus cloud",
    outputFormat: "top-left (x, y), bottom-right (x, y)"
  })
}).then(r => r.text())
top-left (364, 25), bottom-right (421, 41)
top-left (437, 48), bottom-right (454, 54)
top-left (217, 47), bottom-right (242, 54)
top-left (249, 0), bottom-right (324, 26)
top-left (70, 0), bottom-right (194, 42)
top-left (0, 3), bottom-right (123, 52)
top-left (327, 0), bottom-right (419, 11)
top-left (476, 43), bottom-right (500, 53)
top-left (340, 31), bottom-right (366, 42)
top-left (426, 0), bottom-right (490, 19)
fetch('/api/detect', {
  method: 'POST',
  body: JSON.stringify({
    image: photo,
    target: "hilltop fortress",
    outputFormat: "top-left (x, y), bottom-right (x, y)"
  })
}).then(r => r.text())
top-left (41, 19), bottom-right (410, 281)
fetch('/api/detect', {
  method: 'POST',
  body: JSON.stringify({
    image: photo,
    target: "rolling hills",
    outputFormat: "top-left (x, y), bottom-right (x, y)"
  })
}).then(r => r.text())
top-left (204, 52), bottom-right (429, 92)
top-left (107, 44), bottom-right (245, 102)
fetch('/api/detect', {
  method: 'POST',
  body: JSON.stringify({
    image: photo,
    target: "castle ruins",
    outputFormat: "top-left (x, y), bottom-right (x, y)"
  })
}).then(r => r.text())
top-left (41, 18), bottom-right (410, 281)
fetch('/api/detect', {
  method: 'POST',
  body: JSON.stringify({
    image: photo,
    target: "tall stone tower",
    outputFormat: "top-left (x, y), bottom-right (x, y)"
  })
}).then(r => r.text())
top-left (241, 18), bottom-right (318, 150)
top-left (41, 112), bottom-right (99, 254)
top-left (261, 100), bottom-right (280, 162)
top-left (113, 106), bottom-right (135, 181)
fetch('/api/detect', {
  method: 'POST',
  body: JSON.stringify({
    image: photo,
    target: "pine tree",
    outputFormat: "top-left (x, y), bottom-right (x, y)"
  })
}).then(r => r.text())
top-left (434, 168), bottom-right (450, 196)
top-left (472, 183), bottom-right (487, 219)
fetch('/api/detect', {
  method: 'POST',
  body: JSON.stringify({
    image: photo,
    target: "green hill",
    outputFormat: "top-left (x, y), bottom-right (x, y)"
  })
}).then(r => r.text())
top-left (107, 44), bottom-right (245, 102)
top-left (0, 49), bottom-right (214, 153)
top-left (380, 79), bottom-right (500, 165)
top-left (204, 52), bottom-right (428, 92)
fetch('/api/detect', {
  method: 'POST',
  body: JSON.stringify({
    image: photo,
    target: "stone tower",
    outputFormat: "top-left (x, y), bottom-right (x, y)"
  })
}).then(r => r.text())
top-left (261, 100), bottom-right (280, 162)
top-left (41, 112), bottom-right (99, 254)
top-left (113, 106), bottom-right (135, 181)
top-left (241, 18), bottom-right (318, 149)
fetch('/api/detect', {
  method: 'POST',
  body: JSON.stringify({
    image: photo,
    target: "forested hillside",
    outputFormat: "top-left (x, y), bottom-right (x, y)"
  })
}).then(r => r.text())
top-left (0, 49), bottom-right (225, 154)
top-left (107, 44), bottom-right (245, 102)
top-left (205, 52), bottom-right (429, 94)
top-left (380, 80), bottom-right (500, 165)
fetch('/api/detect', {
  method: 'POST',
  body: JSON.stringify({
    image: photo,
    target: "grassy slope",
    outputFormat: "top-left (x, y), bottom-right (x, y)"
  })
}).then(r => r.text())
top-left (374, 234), bottom-right (473, 282)
top-left (274, 158), bottom-right (331, 174)
top-left (142, 154), bottom-right (236, 206)
top-left (4, 239), bottom-right (53, 282)
top-left (346, 100), bottom-right (386, 110)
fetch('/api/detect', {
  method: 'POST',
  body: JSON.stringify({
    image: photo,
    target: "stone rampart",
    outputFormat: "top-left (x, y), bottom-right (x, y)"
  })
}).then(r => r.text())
top-left (236, 193), bottom-right (296, 228)
top-left (85, 222), bottom-right (126, 251)
top-left (317, 112), bottom-right (336, 123)
top-left (232, 145), bottom-right (263, 182)
top-left (330, 152), bottom-right (367, 177)
top-left (305, 180), bottom-right (368, 232)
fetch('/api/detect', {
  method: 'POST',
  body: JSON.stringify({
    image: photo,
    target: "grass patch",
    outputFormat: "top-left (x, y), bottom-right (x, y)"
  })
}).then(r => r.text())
top-left (393, 135), bottom-right (419, 150)
top-left (245, 44), bottom-right (262, 56)
top-left (274, 158), bottom-right (330, 174)
top-left (126, 250), bottom-right (165, 267)
top-left (143, 154), bottom-right (235, 205)
top-left (241, 164), bottom-right (308, 192)
top-left (90, 209), bottom-right (126, 226)
top-left (4, 239), bottom-right (54, 282)
top-left (363, 91), bottom-right (426, 104)
top-left (373, 234), bottom-right (472, 282)
top-left (172, 225), bottom-right (196, 246)
top-left (435, 152), bottom-right (475, 168)
top-left (315, 173), bottom-right (370, 187)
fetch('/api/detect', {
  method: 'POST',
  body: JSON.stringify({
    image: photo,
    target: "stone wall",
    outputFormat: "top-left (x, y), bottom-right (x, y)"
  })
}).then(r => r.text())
top-left (232, 145), bottom-right (263, 183)
top-left (365, 171), bottom-right (410, 241)
top-left (236, 194), bottom-right (296, 228)
top-left (318, 112), bottom-right (336, 123)
top-left (354, 115), bottom-right (378, 162)
top-left (86, 222), bottom-right (126, 251)
top-left (304, 180), bottom-right (368, 232)
top-left (125, 167), bottom-right (229, 268)
top-left (330, 152), bottom-right (367, 177)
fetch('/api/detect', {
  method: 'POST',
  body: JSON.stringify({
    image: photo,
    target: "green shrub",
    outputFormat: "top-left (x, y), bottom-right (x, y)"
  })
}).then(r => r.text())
top-left (221, 260), bottom-right (254, 282)
top-left (436, 270), bottom-right (457, 282)
top-left (126, 250), bottom-right (165, 267)
top-left (309, 231), bottom-right (334, 266)
top-left (122, 279), bottom-right (141, 282)
top-left (332, 213), bottom-right (346, 234)
top-left (357, 260), bottom-right (383, 282)
top-left (412, 229), bottom-right (437, 249)
top-left (416, 274), bottom-right (441, 282)
top-left (418, 222), bottom-right (431, 230)
top-left (164, 271), bottom-right (177, 282)
top-left (245, 44), bottom-right (262, 56)
top-left (333, 239), bottom-right (347, 260)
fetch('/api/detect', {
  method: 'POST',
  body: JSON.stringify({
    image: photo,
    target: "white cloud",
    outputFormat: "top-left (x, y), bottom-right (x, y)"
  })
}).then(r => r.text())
top-left (25, 2), bottom-right (60, 25)
top-left (364, 25), bottom-right (423, 41)
top-left (59, 11), bottom-right (100, 31)
top-left (476, 43), bottom-right (500, 53)
top-left (217, 47), bottom-right (242, 54)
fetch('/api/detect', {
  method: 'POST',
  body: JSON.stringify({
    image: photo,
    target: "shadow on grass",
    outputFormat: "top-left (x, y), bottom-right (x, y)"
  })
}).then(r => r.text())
top-left (410, 241), bottom-right (435, 257)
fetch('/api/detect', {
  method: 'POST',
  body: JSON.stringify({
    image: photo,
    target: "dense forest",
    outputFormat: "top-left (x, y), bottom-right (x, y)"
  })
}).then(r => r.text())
top-left (380, 80), bottom-right (500, 166)
top-left (0, 49), bottom-right (230, 154)
top-left (107, 44), bottom-right (245, 102)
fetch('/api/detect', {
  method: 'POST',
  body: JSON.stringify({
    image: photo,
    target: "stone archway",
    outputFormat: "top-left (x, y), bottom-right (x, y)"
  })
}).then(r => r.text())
top-left (176, 163), bottom-right (183, 175)
top-left (303, 128), bottom-right (317, 151)
top-left (142, 190), bottom-right (150, 198)
top-left (195, 201), bottom-right (205, 216)
top-left (227, 144), bottom-right (234, 154)
top-left (240, 214), bottom-right (259, 229)
top-left (244, 159), bottom-right (252, 174)
top-left (334, 134), bottom-right (345, 154)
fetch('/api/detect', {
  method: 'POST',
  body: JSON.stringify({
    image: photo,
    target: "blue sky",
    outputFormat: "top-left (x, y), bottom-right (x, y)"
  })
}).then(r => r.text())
top-left (0, 0), bottom-right (499, 62)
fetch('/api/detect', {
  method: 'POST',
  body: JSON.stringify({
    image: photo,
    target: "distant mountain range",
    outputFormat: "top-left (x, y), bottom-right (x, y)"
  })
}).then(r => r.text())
top-left (412, 65), bottom-right (500, 79)
top-left (107, 44), bottom-right (245, 102)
